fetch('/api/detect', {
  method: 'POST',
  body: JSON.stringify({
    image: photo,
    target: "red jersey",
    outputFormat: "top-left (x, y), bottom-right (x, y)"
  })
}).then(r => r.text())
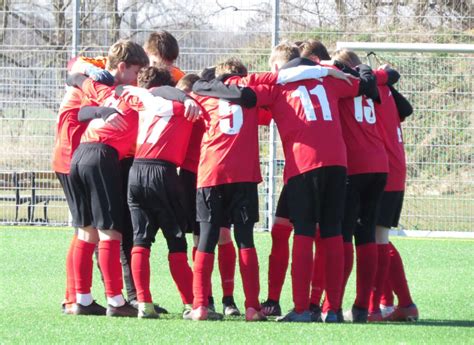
top-left (193, 76), bottom-right (263, 188)
top-left (119, 86), bottom-right (193, 164)
top-left (375, 84), bottom-right (406, 191)
top-left (79, 79), bottom-right (139, 160)
top-left (255, 77), bottom-right (360, 183)
top-left (181, 119), bottom-right (205, 173)
top-left (339, 95), bottom-right (389, 175)
top-left (52, 87), bottom-right (90, 174)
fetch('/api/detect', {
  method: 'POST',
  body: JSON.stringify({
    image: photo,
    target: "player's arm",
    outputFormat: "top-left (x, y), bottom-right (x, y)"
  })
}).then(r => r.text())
top-left (374, 66), bottom-right (400, 86)
top-left (192, 79), bottom-right (257, 108)
top-left (389, 86), bottom-right (413, 122)
top-left (68, 57), bottom-right (114, 86)
top-left (66, 73), bottom-right (113, 104)
top-left (77, 106), bottom-right (118, 122)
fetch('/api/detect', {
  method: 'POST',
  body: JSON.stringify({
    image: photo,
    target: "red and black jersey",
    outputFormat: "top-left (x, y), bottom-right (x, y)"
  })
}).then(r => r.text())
top-left (339, 94), bottom-right (389, 175)
top-left (375, 84), bottom-right (406, 191)
top-left (119, 86), bottom-right (193, 164)
top-left (253, 76), bottom-right (360, 183)
top-left (181, 119), bottom-right (205, 173)
top-left (79, 79), bottom-right (139, 160)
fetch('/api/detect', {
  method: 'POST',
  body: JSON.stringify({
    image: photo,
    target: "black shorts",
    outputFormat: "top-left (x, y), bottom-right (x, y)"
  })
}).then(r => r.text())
top-left (275, 184), bottom-right (290, 219)
top-left (55, 172), bottom-right (81, 223)
top-left (128, 159), bottom-right (188, 247)
top-left (69, 143), bottom-right (123, 231)
top-left (178, 168), bottom-right (199, 236)
top-left (342, 173), bottom-right (387, 244)
top-left (287, 166), bottom-right (347, 237)
top-left (377, 191), bottom-right (405, 228)
top-left (196, 182), bottom-right (259, 226)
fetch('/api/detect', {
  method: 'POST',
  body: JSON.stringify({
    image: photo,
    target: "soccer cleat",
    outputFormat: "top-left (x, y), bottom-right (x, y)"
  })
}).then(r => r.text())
top-left (367, 311), bottom-right (384, 322)
top-left (61, 302), bottom-right (77, 315)
top-left (183, 306), bottom-right (224, 321)
top-left (387, 304), bottom-right (419, 322)
top-left (106, 302), bottom-right (139, 317)
top-left (321, 310), bottom-right (340, 323)
top-left (261, 299), bottom-right (282, 317)
top-left (344, 306), bottom-right (368, 323)
top-left (129, 299), bottom-right (168, 314)
top-left (182, 304), bottom-right (193, 318)
top-left (276, 310), bottom-right (313, 323)
top-left (245, 307), bottom-right (267, 321)
top-left (138, 302), bottom-right (160, 319)
top-left (309, 303), bottom-right (322, 322)
top-left (222, 296), bottom-right (241, 316)
top-left (380, 304), bottom-right (395, 319)
top-left (74, 301), bottom-right (106, 316)
top-left (208, 296), bottom-right (216, 313)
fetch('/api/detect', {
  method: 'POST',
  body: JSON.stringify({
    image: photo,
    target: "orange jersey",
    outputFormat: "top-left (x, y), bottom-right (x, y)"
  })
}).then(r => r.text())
top-left (170, 65), bottom-right (185, 83)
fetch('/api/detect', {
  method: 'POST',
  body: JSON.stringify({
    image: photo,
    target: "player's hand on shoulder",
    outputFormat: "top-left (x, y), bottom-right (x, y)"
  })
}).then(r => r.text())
top-left (183, 97), bottom-right (202, 122)
top-left (328, 68), bottom-right (357, 85)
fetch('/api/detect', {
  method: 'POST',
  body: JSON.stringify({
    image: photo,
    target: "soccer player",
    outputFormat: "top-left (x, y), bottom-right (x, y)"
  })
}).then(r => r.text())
top-left (144, 30), bottom-right (185, 83)
top-left (53, 57), bottom-right (113, 315)
top-left (328, 49), bottom-right (392, 322)
top-left (176, 73), bottom-right (241, 316)
top-left (368, 63), bottom-right (419, 322)
top-left (110, 67), bottom-right (200, 318)
top-left (66, 39), bottom-right (149, 317)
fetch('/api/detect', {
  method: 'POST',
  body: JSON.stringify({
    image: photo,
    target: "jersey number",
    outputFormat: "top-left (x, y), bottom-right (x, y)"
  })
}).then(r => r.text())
top-left (219, 100), bottom-right (243, 135)
top-left (137, 99), bottom-right (174, 145)
top-left (291, 85), bottom-right (332, 121)
top-left (353, 96), bottom-right (376, 124)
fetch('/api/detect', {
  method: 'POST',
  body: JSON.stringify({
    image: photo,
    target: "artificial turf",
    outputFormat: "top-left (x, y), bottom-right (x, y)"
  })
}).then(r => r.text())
top-left (0, 227), bottom-right (473, 344)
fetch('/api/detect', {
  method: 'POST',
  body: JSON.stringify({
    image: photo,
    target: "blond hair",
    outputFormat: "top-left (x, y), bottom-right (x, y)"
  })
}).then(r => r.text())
top-left (332, 49), bottom-right (362, 68)
top-left (269, 41), bottom-right (300, 67)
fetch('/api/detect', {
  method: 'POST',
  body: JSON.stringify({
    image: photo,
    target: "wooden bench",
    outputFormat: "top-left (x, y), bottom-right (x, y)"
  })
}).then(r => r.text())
top-left (0, 171), bottom-right (67, 223)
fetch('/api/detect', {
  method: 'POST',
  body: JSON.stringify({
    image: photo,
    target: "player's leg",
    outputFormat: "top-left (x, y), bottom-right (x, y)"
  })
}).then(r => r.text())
top-left (319, 166), bottom-right (347, 323)
top-left (55, 172), bottom-right (79, 314)
top-left (276, 171), bottom-right (317, 323)
top-left (309, 225), bottom-right (324, 319)
top-left (262, 185), bottom-right (292, 317)
top-left (347, 173), bottom-right (386, 323)
top-left (68, 146), bottom-right (106, 316)
top-left (231, 182), bottom-right (265, 321)
top-left (185, 186), bottom-right (224, 321)
top-left (218, 226), bottom-right (240, 316)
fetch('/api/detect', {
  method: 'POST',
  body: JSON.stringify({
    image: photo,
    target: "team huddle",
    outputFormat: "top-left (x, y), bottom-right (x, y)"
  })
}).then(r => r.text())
top-left (53, 30), bottom-right (419, 323)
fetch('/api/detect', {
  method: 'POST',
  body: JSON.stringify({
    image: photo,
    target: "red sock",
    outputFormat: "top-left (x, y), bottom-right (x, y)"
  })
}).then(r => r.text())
top-left (321, 235), bottom-right (344, 313)
top-left (131, 246), bottom-right (152, 303)
top-left (268, 223), bottom-right (292, 301)
top-left (381, 280), bottom-right (394, 306)
top-left (98, 240), bottom-right (123, 298)
top-left (169, 252), bottom-right (194, 305)
top-left (369, 244), bottom-right (391, 313)
top-left (73, 239), bottom-right (96, 295)
top-left (192, 251), bottom-right (214, 308)
top-left (388, 242), bottom-right (414, 307)
top-left (354, 243), bottom-right (377, 309)
top-left (192, 246), bottom-right (197, 262)
top-left (310, 229), bottom-right (325, 306)
top-left (291, 235), bottom-right (313, 313)
top-left (239, 248), bottom-right (261, 309)
top-left (65, 235), bottom-right (77, 303)
top-left (218, 242), bottom-right (236, 297)
top-left (340, 242), bottom-right (354, 306)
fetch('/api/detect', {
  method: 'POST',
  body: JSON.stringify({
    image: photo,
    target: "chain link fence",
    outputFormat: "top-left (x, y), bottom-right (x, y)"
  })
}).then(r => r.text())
top-left (0, 0), bottom-right (472, 232)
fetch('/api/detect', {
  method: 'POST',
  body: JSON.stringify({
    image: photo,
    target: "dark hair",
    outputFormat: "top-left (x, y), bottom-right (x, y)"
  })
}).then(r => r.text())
top-left (215, 57), bottom-right (248, 77)
top-left (137, 66), bottom-right (174, 89)
top-left (332, 49), bottom-right (362, 68)
top-left (176, 73), bottom-right (200, 93)
top-left (299, 39), bottom-right (331, 61)
top-left (144, 30), bottom-right (179, 63)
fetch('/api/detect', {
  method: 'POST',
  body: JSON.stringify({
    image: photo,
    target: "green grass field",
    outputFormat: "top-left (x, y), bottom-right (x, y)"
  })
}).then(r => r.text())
top-left (0, 227), bottom-right (473, 344)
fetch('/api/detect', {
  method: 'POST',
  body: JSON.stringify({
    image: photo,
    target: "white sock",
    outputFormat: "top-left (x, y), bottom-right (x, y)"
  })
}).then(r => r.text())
top-left (107, 294), bottom-right (125, 307)
top-left (77, 293), bottom-right (93, 306)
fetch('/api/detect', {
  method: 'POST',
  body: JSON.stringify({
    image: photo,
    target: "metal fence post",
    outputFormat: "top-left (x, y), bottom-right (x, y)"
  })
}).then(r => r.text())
top-left (267, 0), bottom-right (280, 231)
top-left (71, 0), bottom-right (80, 58)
